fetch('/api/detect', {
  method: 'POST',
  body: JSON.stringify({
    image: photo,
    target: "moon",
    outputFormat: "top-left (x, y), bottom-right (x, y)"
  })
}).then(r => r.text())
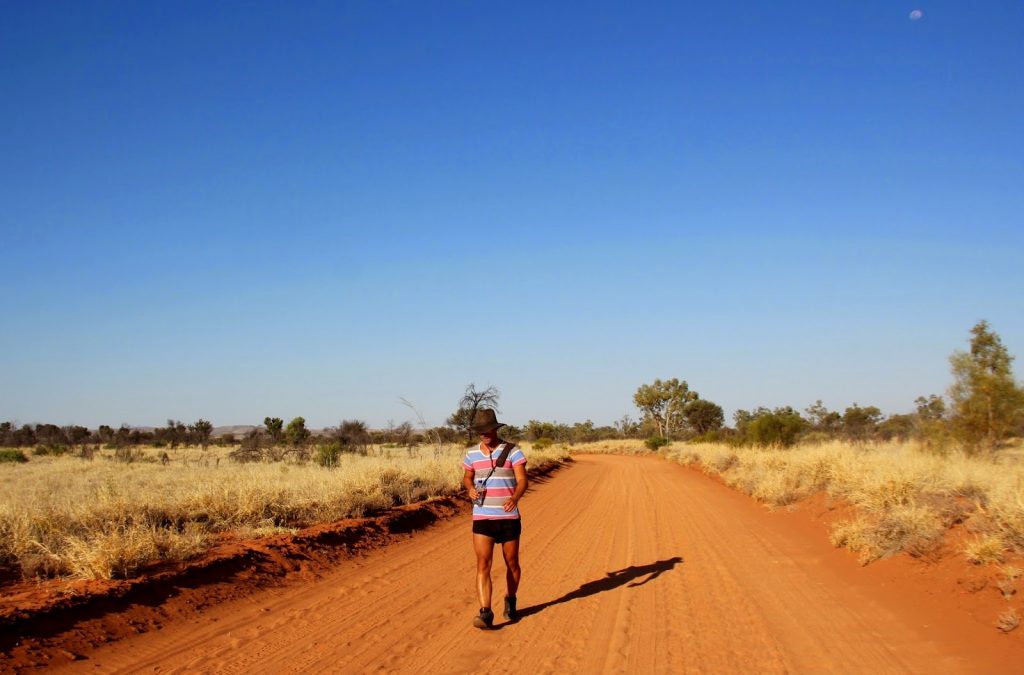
top-left (909, 9), bottom-right (923, 20)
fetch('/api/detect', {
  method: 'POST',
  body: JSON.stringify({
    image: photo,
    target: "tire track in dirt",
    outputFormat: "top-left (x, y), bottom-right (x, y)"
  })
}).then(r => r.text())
top-left (50, 455), bottom-right (1022, 674)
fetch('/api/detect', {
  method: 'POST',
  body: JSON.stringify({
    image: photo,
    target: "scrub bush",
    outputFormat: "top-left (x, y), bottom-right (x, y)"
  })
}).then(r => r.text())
top-left (645, 436), bottom-right (670, 451)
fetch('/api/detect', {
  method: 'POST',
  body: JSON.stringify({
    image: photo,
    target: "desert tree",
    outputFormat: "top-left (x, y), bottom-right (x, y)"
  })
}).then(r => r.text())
top-left (804, 400), bottom-right (842, 435)
top-left (912, 394), bottom-right (949, 449)
top-left (285, 417), bottom-right (311, 449)
top-left (189, 419), bottom-right (214, 450)
top-left (877, 414), bottom-right (915, 440)
top-left (842, 404), bottom-right (883, 441)
top-left (333, 419), bottom-right (371, 455)
top-left (569, 420), bottom-right (597, 444)
top-left (114, 424), bottom-right (132, 447)
top-left (383, 419), bottom-right (397, 444)
top-left (8, 424), bottom-right (33, 447)
top-left (0, 422), bottom-right (13, 446)
top-left (684, 399), bottom-right (725, 435)
top-left (744, 407), bottom-right (808, 447)
top-left (633, 378), bottom-right (698, 437)
top-left (524, 420), bottom-right (569, 443)
top-left (394, 421), bottom-right (415, 450)
top-left (914, 395), bottom-right (947, 421)
top-left (264, 417), bottom-right (285, 445)
top-left (231, 428), bottom-right (265, 463)
top-left (447, 383), bottom-right (501, 442)
top-left (733, 408), bottom-right (769, 437)
top-left (161, 419), bottom-right (188, 449)
top-left (949, 320), bottom-right (1024, 453)
top-left (129, 428), bottom-right (151, 445)
top-left (111, 424), bottom-right (136, 462)
top-left (614, 414), bottom-right (639, 438)
top-left (34, 424), bottom-right (65, 448)
top-left (96, 425), bottom-right (114, 445)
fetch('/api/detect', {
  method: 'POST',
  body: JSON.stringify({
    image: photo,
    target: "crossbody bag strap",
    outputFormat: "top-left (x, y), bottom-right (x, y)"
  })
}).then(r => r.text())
top-left (480, 442), bottom-right (516, 484)
top-left (495, 442), bottom-right (515, 467)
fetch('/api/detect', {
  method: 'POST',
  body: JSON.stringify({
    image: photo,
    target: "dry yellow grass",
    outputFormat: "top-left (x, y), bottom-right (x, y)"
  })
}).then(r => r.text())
top-left (965, 533), bottom-right (1007, 565)
top-left (0, 443), bottom-right (569, 581)
top-left (829, 505), bottom-right (945, 564)
top-left (658, 440), bottom-right (1024, 563)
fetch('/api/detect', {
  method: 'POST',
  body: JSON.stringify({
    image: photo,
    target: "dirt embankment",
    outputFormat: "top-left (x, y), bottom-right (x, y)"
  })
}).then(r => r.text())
top-left (4, 454), bottom-right (1024, 673)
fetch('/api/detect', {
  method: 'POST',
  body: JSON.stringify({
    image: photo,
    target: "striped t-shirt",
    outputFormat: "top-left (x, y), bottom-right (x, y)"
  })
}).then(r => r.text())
top-left (463, 443), bottom-right (527, 520)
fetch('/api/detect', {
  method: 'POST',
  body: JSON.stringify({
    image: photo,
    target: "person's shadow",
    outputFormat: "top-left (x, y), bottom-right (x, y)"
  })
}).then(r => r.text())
top-left (507, 556), bottom-right (683, 624)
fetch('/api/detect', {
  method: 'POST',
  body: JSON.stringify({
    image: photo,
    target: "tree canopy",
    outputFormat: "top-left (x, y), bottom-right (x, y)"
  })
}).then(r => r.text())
top-left (948, 320), bottom-right (1024, 453)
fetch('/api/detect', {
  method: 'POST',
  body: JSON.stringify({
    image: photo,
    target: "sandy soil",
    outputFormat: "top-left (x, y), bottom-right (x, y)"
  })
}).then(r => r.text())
top-left (22, 454), bottom-right (1024, 673)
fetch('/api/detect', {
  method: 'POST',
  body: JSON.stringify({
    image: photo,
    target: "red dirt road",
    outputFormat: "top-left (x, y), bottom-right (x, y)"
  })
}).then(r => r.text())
top-left (49, 455), bottom-right (1021, 673)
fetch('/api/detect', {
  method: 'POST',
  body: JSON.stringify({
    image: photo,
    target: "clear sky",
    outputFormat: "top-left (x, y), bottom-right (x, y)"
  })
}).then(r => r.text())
top-left (2, 1), bottom-right (1022, 430)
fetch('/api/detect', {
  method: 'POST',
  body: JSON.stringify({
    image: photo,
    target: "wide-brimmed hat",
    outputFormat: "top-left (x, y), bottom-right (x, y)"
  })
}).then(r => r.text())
top-left (470, 408), bottom-right (505, 434)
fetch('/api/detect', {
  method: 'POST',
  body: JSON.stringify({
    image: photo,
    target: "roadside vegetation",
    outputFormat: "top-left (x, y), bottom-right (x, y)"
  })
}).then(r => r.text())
top-left (0, 444), bottom-right (569, 582)
top-left (663, 439), bottom-right (1024, 564)
top-left (1, 320), bottom-right (1020, 581)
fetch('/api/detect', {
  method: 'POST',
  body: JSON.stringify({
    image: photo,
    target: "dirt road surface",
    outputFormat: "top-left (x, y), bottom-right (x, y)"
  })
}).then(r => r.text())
top-left (51, 455), bottom-right (1019, 673)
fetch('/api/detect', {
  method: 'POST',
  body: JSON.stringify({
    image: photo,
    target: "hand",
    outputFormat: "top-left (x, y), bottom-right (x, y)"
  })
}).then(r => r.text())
top-left (468, 487), bottom-right (479, 501)
top-left (503, 497), bottom-right (518, 512)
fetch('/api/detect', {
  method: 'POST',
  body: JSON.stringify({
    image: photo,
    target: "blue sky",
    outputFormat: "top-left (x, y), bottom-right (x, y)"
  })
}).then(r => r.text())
top-left (2, 1), bottom-right (1022, 429)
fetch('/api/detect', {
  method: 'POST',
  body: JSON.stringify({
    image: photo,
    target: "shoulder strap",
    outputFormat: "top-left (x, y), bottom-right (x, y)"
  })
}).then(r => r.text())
top-left (496, 442), bottom-right (515, 467)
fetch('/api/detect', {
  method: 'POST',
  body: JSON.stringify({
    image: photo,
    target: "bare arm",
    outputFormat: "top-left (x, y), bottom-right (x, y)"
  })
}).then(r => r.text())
top-left (464, 468), bottom-right (479, 500)
top-left (503, 463), bottom-right (528, 512)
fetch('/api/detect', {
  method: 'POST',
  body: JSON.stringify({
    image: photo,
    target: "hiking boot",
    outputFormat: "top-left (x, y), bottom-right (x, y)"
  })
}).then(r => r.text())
top-left (472, 607), bottom-right (494, 630)
top-left (503, 595), bottom-right (518, 621)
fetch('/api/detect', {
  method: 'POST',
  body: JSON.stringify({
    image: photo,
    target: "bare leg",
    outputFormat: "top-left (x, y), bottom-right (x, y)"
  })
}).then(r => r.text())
top-left (501, 538), bottom-right (521, 598)
top-left (473, 534), bottom-right (494, 609)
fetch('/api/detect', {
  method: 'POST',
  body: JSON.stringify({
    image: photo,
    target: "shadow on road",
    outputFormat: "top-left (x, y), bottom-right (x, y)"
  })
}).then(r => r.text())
top-left (503, 556), bottom-right (684, 626)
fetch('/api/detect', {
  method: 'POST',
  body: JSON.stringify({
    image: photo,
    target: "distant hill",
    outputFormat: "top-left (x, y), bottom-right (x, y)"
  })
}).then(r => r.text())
top-left (211, 425), bottom-right (332, 437)
top-left (211, 425), bottom-right (258, 438)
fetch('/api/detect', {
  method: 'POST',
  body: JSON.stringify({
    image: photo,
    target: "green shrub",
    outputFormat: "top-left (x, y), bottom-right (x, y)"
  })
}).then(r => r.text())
top-left (533, 437), bottom-right (554, 450)
top-left (0, 449), bottom-right (28, 463)
top-left (316, 442), bottom-right (343, 468)
top-left (33, 444), bottom-right (69, 457)
top-left (747, 412), bottom-right (807, 447)
top-left (645, 436), bottom-right (670, 451)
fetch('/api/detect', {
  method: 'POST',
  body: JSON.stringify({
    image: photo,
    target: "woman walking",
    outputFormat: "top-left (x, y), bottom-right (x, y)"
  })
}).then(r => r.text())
top-left (462, 408), bottom-right (528, 629)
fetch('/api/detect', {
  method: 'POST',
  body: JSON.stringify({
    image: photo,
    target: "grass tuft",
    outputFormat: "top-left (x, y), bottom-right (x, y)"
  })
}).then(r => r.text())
top-left (830, 505), bottom-right (944, 564)
top-left (964, 533), bottom-right (1006, 565)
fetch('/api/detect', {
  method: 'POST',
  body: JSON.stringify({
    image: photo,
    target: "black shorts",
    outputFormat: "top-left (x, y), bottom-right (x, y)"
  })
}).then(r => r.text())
top-left (472, 518), bottom-right (522, 543)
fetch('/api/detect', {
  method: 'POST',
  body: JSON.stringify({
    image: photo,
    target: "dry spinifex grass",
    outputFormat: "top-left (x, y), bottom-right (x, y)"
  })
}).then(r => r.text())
top-left (656, 440), bottom-right (1024, 565)
top-left (0, 444), bottom-right (569, 581)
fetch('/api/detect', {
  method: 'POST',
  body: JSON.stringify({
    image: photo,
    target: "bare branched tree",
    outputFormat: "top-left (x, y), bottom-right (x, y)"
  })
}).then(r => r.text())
top-left (333, 419), bottom-right (371, 456)
top-left (447, 383), bottom-right (501, 442)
